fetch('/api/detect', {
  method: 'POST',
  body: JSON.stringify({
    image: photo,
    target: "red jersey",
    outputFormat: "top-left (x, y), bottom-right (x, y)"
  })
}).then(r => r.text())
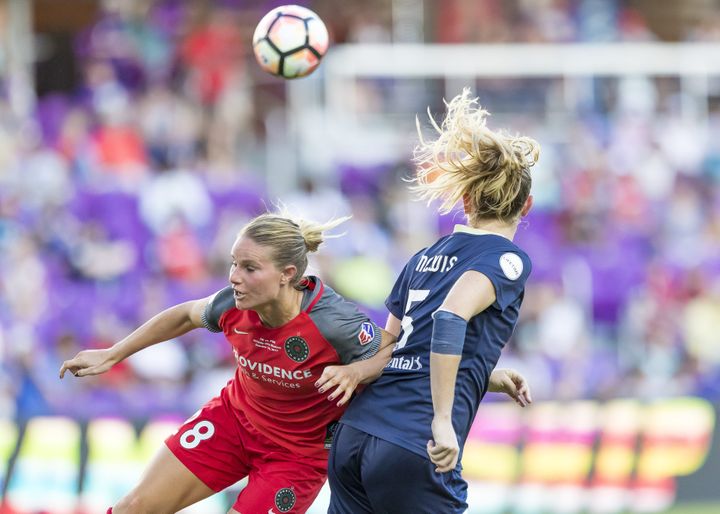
top-left (201, 276), bottom-right (382, 464)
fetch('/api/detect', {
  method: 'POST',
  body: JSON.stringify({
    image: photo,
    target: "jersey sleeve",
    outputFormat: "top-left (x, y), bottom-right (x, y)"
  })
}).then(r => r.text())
top-left (308, 285), bottom-right (383, 364)
top-left (469, 249), bottom-right (532, 311)
top-left (201, 286), bottom-right (236, 332)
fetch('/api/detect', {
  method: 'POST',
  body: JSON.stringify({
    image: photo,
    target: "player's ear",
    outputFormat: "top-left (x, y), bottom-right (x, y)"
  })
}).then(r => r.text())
top-left (462, 193), bottom-right (471, 214)
top-left (280, 265), bottom-right (298, 286)
top-left (520, 195), bottom-right (533, 217)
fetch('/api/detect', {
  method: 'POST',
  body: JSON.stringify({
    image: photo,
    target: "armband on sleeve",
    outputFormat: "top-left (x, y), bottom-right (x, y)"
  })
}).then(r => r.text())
top-left (201, 287), bottom-right (235, 332)
top-left (430, 310), bottom-right (467, 355)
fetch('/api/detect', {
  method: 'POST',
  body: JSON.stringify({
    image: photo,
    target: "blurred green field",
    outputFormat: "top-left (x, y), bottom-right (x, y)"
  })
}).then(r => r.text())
top-left (658, 504), bottom-right (720, 514)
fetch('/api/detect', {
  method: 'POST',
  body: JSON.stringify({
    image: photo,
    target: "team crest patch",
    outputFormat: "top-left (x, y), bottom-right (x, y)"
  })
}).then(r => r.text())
top-left (358, 322), bottom-right (375, 345)
top-left (275, 487), bottom-right (296, 512)
top-left (285, 336), bottom-right (309, 362)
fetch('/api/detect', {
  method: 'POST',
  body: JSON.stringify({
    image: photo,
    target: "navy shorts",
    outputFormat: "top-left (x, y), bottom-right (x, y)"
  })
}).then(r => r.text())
top-left (328, 423), bottom-right (468, 514)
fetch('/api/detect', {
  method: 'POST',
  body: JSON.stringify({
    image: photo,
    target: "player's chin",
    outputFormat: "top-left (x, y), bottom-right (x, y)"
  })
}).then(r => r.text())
top-left (233, 294), bottom-right (252, 309)
top-left (237, 297), bottom-right (266, 312)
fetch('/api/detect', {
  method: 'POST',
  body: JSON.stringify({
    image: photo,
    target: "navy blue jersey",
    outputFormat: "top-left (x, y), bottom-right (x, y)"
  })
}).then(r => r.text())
top-left (341, 225), bottom-right (531, 463)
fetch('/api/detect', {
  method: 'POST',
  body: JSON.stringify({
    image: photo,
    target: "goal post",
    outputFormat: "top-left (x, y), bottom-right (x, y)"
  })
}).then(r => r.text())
top-left (282, 42), bottom-right (720, 186)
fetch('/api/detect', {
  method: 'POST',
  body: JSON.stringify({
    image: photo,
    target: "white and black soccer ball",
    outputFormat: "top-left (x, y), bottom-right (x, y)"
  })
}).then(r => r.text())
top-left (252, 5), bottom-right (329, 79)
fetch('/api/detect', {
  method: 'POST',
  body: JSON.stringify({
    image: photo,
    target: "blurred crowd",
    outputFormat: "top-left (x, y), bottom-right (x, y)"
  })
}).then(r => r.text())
top-left (1, 0), bottom-right (720, 422)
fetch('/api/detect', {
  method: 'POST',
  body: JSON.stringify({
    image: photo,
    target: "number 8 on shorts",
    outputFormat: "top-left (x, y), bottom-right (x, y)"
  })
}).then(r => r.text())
top-left (180, 420), bottom-right (215, 449)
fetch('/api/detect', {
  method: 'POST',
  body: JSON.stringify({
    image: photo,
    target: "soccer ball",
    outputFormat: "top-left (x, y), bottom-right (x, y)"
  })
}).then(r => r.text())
top-left (252, 5), bottom-right (329, 79)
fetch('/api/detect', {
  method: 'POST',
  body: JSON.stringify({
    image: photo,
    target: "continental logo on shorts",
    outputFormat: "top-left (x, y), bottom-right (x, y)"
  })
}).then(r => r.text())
top-left (285, 336), bottom-right (309, 362)
top-left (275, 487), bottom-right (296, 512)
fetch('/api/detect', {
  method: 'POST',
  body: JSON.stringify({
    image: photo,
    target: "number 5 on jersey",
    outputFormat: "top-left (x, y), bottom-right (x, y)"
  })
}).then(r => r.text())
top-left (395, 289), bottom-right (430, 350)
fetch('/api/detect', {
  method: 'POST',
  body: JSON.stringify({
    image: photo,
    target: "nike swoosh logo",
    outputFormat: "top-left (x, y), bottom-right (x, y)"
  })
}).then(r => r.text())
top-left (233, 328), bottom-right (249, 335)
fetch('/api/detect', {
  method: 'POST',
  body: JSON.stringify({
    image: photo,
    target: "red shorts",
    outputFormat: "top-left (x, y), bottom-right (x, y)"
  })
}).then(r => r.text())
top-left (165, 387), bottom-right (327, 513)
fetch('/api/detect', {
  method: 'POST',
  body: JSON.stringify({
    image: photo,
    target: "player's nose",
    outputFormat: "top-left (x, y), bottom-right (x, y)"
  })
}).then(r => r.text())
top-left (229, 268), bottom-right (242, 284)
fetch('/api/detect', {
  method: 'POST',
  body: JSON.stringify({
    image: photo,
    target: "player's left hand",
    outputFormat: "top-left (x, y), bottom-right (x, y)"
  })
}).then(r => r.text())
top-left (488, 368), bottom-right (532, 407)
top-left (427, 416), bottom-right (459, 473)
top-left (315, 364), bottom-right (361, 407)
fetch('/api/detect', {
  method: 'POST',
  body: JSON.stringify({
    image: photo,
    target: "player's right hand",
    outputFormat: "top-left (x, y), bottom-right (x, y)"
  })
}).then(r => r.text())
top-left (59, 348), bottom-right (117, 379)
top-left (427, 416), bottom-right (459, 473)
top-left (315, 364), bottom-right (361, 407)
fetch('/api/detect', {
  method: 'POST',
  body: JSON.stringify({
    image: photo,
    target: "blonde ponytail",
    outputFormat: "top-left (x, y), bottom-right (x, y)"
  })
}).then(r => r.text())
top-left (294, 216), bottom-right (349, 253)
top-left (411, 88), bottom-right (540, 223)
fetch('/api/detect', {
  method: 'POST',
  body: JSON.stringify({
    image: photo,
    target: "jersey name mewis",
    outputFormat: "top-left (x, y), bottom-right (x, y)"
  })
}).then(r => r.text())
top-left (415, 254), bottom-right (458, 273)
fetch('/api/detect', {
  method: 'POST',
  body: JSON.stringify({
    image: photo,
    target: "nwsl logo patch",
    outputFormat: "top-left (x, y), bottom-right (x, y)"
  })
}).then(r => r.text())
top-left (358, 322), bottom-right (375, 345)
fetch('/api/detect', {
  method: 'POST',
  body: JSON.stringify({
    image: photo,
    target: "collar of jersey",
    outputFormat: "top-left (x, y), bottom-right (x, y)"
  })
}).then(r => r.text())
top-left (299, 275), bottom-right (322, 311)
top-left (453, 224), bottom-right (509, 239)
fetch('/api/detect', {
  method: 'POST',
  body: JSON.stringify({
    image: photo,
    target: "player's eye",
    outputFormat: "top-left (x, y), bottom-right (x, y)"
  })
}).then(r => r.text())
top-left (245, 266), bottom-right (256, 272)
